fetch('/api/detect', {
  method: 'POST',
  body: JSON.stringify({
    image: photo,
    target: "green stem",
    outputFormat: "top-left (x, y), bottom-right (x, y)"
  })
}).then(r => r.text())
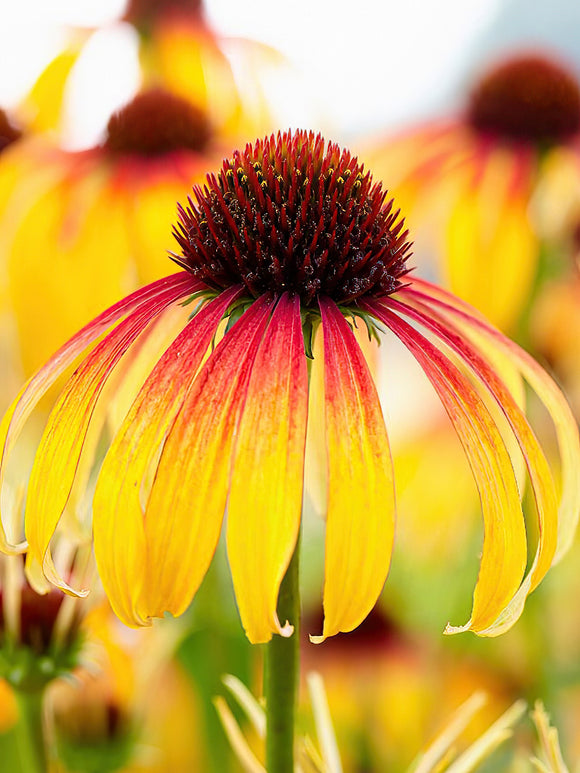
top-left (265, 539), bottom-right (301, 773)
top-left (14, 689), bottom-right (47, 773)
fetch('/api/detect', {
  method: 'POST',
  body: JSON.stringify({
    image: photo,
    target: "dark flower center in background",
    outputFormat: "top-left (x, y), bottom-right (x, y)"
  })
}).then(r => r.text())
top-left (304, 605), bottom-right (402, 656)
top-left (123, 0), bottom-right (203, 28)
top-left (104, 89), bottom-right (211, 157)
top-left (0, 584), bottom-right (67, 653)
top-left (0, 109), bottom-right (22, 154)
top-left (467, 54), bottom-right (580, 143)
top-left (173, 130), bottom-right (411, 306)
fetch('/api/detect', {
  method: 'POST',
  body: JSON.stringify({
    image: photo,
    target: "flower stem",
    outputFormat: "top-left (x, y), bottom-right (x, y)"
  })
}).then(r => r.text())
top-left (264, 538), bottom-right (300, 773)
top-left (14, 689), bottom-right (47, 773)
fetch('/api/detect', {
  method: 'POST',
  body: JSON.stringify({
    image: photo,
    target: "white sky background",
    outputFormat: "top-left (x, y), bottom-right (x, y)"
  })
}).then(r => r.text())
top-left (0, 0), bottom-right (506, 148)
top-left (2, 0), bottom-right (580, 143)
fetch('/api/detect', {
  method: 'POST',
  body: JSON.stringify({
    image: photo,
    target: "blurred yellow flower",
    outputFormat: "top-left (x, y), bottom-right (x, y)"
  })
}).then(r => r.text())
top-left (1, 0), bottom-right (282, 376)
top-left (364, 52), bottom-right (580, 333)
top-left (1, 88), bottom-right (228, 374)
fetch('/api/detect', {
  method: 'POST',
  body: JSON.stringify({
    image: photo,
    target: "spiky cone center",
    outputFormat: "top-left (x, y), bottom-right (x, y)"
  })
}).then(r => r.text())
top-left (104, 88), bottom-right (211, 156)
top-left (0, 109), bottom-right (21, 153)
top-left (123, 0), bottom-right (203, 29)
top-left (173, 130), bottom-right (412, 307)
top-left (467, 54), bottom-right (580, 143)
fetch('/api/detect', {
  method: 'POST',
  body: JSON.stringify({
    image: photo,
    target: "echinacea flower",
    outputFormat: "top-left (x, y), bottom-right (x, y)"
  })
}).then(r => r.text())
top-left (50, 602), bottom-right (202, 773)
top-left (363, 52), bottom-right (580, 332)
top-left (0, 130), bottom-right (578, 646)
top-left (124, 0), bottom-right (280, 142)
top-left (17, 0), bottom-right (280, 145)
top-left (0, 87), bottom-right (250, 375)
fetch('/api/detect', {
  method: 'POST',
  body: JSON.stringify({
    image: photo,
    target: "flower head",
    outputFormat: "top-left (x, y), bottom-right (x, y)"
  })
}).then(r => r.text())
top-left (363, 51), bottom-right (580, 331)
top-left (467, 54), bottom-right (580, 143)
top-left (1, 86), bottom-right (228, 375)
top-left (1, 130), bottom-right (578, 646)
top-left (104, 88), bottom-right (212, 157)
top-left (0, 552), bottom-right (85, 691)
top-left (124, 0), bottom-right (204, 28)
top-left (173, 132), bottom-right (410, 303)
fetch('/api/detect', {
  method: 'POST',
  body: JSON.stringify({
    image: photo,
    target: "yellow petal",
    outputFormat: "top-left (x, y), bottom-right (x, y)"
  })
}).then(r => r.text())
top-left (138, 296), bottom-right (274, 625)
top-left (398, 279), bottom-right (576, 634)
top-left (313, 298), bottom-right (395, 642)
top-left (93, 288), bottom-right (240, 626)
top-left (227, 293), bottom-right (308, 643)
top-left (8, 161), bottom-right (133, 374)
top-left (19, 37), bottom-right (86, 133)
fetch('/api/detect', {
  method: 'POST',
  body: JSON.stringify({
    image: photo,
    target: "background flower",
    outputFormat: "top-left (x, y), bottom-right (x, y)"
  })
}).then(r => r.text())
top-left (362, 51), bottom-right (580, 334)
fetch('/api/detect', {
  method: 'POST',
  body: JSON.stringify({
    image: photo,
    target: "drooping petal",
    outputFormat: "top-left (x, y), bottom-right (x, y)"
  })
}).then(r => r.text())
top-left (227, 293), bottom-right (308, 643)
top-left (313, 297), bottom-right (395, 643)
top-left (137, 295), bottom-right (275, 627)
top-left (24, 276), bottom-right (199, 595)
top-left (367, 300), bottom-right (527, 633)
top-left (384, 291), bottom-right (558, 597)
top-left (398, 279), bottom-right (580, 632)
top-left (93, 286), bottom-right (242, 626)
top-left (0, 272), bottom-right (195, 554)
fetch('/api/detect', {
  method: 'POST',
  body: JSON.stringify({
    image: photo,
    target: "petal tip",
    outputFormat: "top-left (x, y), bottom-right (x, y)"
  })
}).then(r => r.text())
top-left (277, 616), bottom-right (294, 639)
top-left (444, 619), bottom-right (472, 636)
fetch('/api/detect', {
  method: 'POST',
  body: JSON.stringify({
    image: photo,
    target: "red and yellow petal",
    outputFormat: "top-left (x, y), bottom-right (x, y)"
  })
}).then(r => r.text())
top-left (136, 295), bottom-right (275, 627)
top-left (0, 273), bottom-right (193, 555)
top-left (227, 293), bottom-right (308, 643)
top-left (314, 297), bottom-right (395, 642)
top-left (390, 290), bottom-right (557, 588)
top-left (372, 302), bottom-right (527, 632)
top-left (22, 275), bottom-right (197, 594)
top-left (92, 286), bottom-right (242, 626)
top-left (394, 278), bottom-right (578, 633)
